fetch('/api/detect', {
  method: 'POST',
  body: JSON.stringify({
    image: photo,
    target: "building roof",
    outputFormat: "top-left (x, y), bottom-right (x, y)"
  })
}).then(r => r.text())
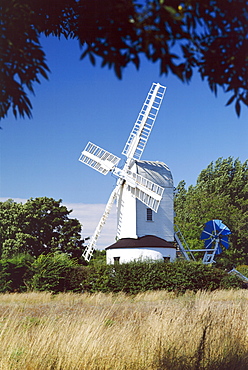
top-left (106, 235), bottom-right (176, 250)
top-left (136, 160), bottom-right (173, 188)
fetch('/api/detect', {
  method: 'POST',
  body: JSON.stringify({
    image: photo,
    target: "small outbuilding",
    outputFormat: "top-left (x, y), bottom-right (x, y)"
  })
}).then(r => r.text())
top-left (106, 235), bottom-right (176, 264)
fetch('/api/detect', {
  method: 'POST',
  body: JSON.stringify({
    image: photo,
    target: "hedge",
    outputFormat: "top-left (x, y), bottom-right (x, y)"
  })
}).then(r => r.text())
top-left (80, 260), bottom-right (243, 294)
top-left (0, 255), bottom-right (243, 294)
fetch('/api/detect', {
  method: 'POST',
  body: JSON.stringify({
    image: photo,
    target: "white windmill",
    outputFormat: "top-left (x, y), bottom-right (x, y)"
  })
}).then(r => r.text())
top-left (79, 83), bottom-right (175, 263)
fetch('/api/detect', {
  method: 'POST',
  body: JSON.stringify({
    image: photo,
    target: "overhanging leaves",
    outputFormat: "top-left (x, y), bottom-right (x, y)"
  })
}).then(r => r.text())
top-left (1, 0), bottom-right (247, 119)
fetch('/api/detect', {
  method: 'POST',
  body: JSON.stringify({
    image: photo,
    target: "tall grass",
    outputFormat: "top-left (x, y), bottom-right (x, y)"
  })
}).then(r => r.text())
top-left (0, 290), bottom-right (247, 369)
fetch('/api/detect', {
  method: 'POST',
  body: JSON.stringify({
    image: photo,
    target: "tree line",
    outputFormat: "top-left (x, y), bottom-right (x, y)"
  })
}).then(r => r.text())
top-left (174, 157), bottom-right (248, 268)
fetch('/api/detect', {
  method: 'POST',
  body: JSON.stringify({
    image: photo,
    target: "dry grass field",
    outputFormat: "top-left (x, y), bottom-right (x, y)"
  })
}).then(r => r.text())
top-left (0, 290), bottom-right (247, 369)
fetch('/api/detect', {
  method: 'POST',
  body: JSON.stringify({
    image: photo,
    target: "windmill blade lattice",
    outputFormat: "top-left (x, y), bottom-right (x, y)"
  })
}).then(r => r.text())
top-left (122, 83), bottom-right (166, 161)
top-left (79, 142), bottom-right (121, 175)
top-left (124, 170), bottom-right (164, 212)
top-left (82, 186), bottom-right (120, 262)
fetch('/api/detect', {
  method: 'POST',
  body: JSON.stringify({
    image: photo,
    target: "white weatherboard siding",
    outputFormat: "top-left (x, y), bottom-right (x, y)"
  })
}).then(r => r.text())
top-left (116, 160), bottom-right (174, 241)
top-left (106, 247), bottom-right (176, 264)
top-left (136, 161), bottom-right (174, 241)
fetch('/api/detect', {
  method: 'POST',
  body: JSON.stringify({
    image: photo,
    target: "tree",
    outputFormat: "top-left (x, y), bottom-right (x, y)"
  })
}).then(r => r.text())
top-left (0, 197), bottom-right (85, 260)
top-left (174, 157), bottom-right (248, 267)
top-left (1, 0), bottom-right (247, 119)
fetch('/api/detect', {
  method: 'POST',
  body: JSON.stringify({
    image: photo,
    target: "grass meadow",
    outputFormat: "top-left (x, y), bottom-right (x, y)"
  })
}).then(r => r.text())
top-left (0, 290), bottom-right (247, 369)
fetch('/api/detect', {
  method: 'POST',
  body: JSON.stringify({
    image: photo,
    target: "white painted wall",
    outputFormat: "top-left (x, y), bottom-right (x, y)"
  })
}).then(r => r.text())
top-left (106, 247), bottom-right (176, 264)
top-left (136, 161), bottom-right (174, 241)
top-left (136, 190), bottom-right (174, 241)
top-left (116, 181), bottom-right (137, 239)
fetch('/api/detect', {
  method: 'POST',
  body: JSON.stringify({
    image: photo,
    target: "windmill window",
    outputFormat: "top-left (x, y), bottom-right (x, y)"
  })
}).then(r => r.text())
top-left (113, 257), bottom-right (120, 265)
top-left (146, 208), bottom-right (153, 221)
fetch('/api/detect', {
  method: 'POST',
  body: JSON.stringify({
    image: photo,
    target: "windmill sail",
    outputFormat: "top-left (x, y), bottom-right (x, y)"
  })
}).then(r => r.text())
top-left (113, 167), bottom-right (164, 212)
top-left (82, 186), bottom-right (119, 262)
top-left (79, 142), bottom-right (120, 175)
top-left (125, 170), bottom-right (164, 212)
top-left (122, 83), bottom-right (166, 161)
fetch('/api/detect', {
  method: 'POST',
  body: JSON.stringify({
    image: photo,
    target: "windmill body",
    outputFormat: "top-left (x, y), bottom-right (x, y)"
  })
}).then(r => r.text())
top-left (136, 161), bottom-right (174, 241)
top-left (79, 83), bottom-right (176, 262)
top-left (117, 160), bottom-right (174, 241)
top-left (108, 160), bottom-right (175, 264)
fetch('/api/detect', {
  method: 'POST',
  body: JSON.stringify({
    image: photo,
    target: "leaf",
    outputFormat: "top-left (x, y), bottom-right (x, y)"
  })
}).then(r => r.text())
top-left (114, 64), bottom-right (122, 79)
top-left (239, 94), bottom-right (248, 106)
top-left (235, 99), bottom-right (241, 117)
top-left (80, 48), bottom-right (89, 60)
top-left (101, 59), bottom-right (107, 68)
top-left (185, 67), bottom-right (193, 81)
top-left (132, 55), bottom-right (140, 70)
top-left (164, 6), bottom-right (177, 16)
top-left (89, 52), bottom-right (95, 66)
top-left (225, 94), bottom-right (236, 106)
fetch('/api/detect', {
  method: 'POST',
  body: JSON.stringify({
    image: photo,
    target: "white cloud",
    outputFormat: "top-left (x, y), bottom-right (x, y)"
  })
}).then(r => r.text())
top-left (0, 197), bottom-right (116, 250)
top-left (65, 203), bottom-right (117, 250)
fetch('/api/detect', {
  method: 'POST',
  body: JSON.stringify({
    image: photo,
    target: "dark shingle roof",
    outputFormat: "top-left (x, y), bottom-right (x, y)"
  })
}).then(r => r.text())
top-left (106, 235), bottom-right (175, 250)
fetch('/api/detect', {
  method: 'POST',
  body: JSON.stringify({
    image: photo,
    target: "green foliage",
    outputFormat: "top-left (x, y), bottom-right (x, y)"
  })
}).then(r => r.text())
top-left (31, 252), bottom-right (79, 293)
top-left (0, 256), bottom-right (243, 293)
top-left (88, 249), bottom-right (106, 266)
top-left (1, 0), bottom-right (247, 119)
top-left (236, 265), bottom-right (248, 278)
top-left (219, 274), bottom-right (244, 290)
top-left (0, 254), bottom-right (34, 292)
top-left (0, 197), bottom-right (85, 260)
top-left (0, 252), bottom-right (88, 293)
top-left (174, 157), bottom-right (248, 266)
top-left (80, 260), bottom-right (243, 294)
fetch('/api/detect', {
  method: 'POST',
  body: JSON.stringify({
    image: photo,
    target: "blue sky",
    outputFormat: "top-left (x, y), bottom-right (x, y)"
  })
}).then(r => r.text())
top-left (1, 36), bottom-right (247, 248)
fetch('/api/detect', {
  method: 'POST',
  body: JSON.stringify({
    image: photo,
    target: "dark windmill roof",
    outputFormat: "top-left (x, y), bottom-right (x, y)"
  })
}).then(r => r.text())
top-left (106, 235), bottom-right (176, 250)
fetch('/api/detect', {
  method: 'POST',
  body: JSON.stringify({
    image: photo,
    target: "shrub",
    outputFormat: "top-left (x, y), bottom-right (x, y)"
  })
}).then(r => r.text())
top-left (31, 252), bottom-right (79, 293)
top-left (236, 265), bottom-right (248, 278)
top-left (65, 265), bottom-right (89, 292)
top-left (0, 254), bottom-right (34, 292)
top-left (220, 274), bottom-right (244, 289)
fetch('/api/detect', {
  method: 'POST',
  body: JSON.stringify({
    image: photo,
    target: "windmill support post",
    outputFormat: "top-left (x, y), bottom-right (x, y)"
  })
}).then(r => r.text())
top-left (175, 220), bottom-right (232, 264)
